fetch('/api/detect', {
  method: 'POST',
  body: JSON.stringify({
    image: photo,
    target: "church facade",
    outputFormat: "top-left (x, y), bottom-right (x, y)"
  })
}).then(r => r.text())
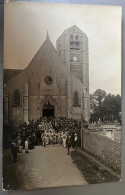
top-left (4, 25), bottom-right (90, 127)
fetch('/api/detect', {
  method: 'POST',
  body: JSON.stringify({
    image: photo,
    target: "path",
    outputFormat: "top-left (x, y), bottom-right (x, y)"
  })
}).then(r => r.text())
top-left (3, 145), bottom-right (87, 190)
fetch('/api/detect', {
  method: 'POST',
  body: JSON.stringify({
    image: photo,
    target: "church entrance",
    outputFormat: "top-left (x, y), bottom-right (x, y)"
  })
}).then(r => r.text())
top-left (42, 102), bottom-right (55, 117)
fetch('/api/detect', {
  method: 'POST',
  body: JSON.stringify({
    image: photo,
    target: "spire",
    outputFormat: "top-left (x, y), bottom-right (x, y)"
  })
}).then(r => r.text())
top-left (46, 31), bottom-right (49, 40)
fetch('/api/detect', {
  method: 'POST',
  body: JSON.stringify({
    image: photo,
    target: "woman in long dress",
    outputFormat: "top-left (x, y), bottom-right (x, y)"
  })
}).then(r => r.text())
top-left (25, 138), bottom-right (29, 150)
top-left (62, 132), bottom-right (67, 148)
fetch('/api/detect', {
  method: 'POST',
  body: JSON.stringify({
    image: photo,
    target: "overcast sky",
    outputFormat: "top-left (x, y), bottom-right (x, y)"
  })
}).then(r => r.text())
top-left (4, 1), bottom-right (121, 95)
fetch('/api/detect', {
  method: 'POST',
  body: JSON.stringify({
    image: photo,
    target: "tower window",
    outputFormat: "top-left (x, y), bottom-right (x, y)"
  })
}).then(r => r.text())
top-left (70, 34), bottom-right (74, 39)
top-left (70, 41), bottom-right (80, 50)
top-left (70, 41), bottom-right (75, 49)
top-left (75, 35), bottom-right (79, 40)
top-left (13, 89), bottom-right (21, 106)
top-left (75, 42), bottom-right (80, 47)
top-left (75, 42), bottom-right (80, 50)
top-left (74, 91), bottom-right (79, 106)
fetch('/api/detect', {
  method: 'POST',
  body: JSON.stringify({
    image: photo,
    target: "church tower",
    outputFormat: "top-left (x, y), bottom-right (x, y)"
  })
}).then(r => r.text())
top-left (56, 25), bottom-right (89, 90)
top-left (56, 25), bottom-right (89, 121)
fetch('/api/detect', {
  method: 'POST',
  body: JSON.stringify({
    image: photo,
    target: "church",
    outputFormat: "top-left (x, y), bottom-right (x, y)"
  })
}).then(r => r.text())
top-left (4, 25), bottom-right (90, 127)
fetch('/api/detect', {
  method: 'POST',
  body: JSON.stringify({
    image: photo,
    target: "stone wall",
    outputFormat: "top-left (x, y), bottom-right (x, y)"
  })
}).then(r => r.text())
top-left (83, 129), bottom-right (121, 172)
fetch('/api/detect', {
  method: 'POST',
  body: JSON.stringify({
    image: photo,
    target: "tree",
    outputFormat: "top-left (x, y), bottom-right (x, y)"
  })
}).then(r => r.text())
top-left (90, 89), bottom-right (106, 115)
top-left (93, 89), bottom-right (106, 107)
top-left (100, 94), bottom-right (121, 119)
top-left (90, 89), bottom-right (121, 122)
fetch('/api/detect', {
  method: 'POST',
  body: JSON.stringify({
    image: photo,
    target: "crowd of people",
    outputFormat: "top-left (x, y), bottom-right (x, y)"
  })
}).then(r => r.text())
top-left (10, 117), bottom-right (81, 162)
top-left (89, 115), bottom-right (121, 125)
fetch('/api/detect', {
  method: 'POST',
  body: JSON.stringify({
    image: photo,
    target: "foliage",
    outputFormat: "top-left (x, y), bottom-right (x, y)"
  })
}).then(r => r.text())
top-left (93, 89), bottom-right (106, 107)
top-left (90, 89), bottom-right (121, 120)
top-left (90, 89), bottom-right (106, 114)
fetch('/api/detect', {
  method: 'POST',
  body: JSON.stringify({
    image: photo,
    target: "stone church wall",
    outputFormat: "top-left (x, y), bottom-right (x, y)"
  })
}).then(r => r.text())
top-left (29, 96), bottom-right (38, 119)
top-left (5, 71), bottom-right (26, 126)
top-left (60, 97), bottom-right (67, 117)
top-left (9, 107), bottom-right (23, 128)
top-left (4, 26), bottom-right (90, 126)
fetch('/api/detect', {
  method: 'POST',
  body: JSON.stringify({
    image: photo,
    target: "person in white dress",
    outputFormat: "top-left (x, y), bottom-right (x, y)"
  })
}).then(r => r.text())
top-left (62, 132), bottom-right (67, 148)
top-left (25, 138), bottom-right (29, 152)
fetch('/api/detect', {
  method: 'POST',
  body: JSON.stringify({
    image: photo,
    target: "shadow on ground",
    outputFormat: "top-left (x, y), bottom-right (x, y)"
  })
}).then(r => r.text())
top-left (71, 150), bottom-right (120, 184)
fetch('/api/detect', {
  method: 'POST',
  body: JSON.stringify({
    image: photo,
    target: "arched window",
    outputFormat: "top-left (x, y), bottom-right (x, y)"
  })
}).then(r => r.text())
top-left (13, 89), bottom-right (20, 106)
top-left (74, 91), bottom-right (79, 106)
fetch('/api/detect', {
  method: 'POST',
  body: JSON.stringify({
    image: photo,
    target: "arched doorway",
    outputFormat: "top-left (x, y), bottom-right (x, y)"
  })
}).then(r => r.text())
top-left (42, 102), bottom-right (55, 117)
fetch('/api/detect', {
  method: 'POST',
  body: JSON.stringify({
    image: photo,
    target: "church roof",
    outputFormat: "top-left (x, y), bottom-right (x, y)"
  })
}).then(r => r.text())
top-left (65, 25), bottom-right (82, 32)
top-left (63, 25), bottom-right (87, 36)
top-left (57, 25), bottom-right (88, 41)
top-left (4, 30), bottom-right (87, 90)
top-left (4, 69), bottom-right (22, 83)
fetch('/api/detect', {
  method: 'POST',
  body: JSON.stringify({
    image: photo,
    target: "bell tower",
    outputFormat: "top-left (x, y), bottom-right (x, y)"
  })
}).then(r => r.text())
top-left (56, 25), bottom-right (89, 88)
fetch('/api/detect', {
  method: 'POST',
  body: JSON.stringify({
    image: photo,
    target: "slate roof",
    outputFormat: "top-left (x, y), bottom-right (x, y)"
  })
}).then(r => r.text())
top-left (4, 69), bottom-right (22, 83)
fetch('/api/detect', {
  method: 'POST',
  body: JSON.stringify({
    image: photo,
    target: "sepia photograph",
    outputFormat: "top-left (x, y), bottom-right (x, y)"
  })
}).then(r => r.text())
top-left (3, 1), bottom-right (121, 191)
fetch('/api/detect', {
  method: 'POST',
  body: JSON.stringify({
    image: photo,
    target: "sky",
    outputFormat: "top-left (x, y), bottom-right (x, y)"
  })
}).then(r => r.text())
top-left (4, 1), bottom-right (121, 95)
